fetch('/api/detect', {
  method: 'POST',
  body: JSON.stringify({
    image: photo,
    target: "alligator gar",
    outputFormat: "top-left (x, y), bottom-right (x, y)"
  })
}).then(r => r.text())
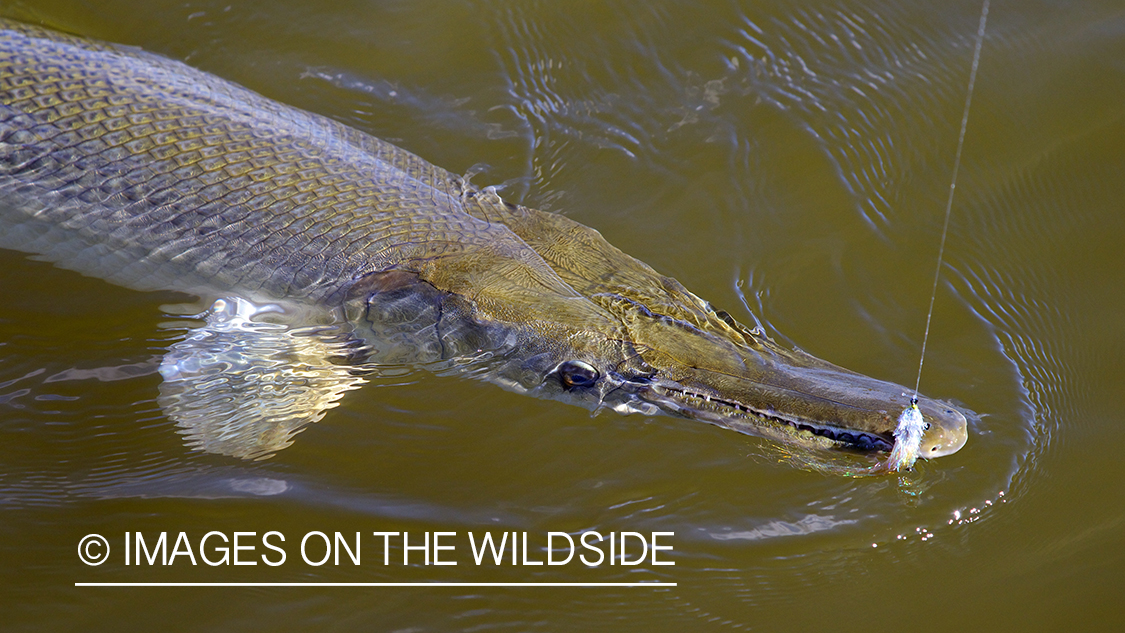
top-left (0, 19), bottom-right (967, 467)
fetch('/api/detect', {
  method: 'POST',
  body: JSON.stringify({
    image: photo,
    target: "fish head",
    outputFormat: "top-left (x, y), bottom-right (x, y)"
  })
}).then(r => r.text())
top-left (344, 206), bottom-right (969, 465)
top-left (529, 289), bottom-right (969, 461)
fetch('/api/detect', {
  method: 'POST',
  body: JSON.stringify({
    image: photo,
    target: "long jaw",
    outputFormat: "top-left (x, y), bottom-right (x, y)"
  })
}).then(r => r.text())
top-left (616, 349), bottom-right (969, 462)
top-left (647, 383), bottom-right (897, 452)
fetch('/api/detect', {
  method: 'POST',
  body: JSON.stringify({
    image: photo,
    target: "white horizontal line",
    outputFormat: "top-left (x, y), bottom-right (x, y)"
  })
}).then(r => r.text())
top-left (76, 582), bottom-right (676, 588)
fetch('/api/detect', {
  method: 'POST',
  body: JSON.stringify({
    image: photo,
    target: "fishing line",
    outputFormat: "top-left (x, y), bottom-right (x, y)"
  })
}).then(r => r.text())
top-left (911, 0), bottom-right (990, 404)
top-left (884, 0), bottom-right (989, 472)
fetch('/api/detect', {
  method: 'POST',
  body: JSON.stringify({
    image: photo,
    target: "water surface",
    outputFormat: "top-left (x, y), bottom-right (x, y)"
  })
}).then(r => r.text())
top-left (3, 0), bottom-right (1124, 630)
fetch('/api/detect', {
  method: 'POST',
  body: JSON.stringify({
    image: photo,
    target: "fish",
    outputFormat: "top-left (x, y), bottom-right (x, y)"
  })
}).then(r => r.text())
top-left (0, 18), bottom-right (968, 467)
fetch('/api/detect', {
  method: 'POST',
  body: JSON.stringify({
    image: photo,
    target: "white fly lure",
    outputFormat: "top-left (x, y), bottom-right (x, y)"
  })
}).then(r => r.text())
top-left (884, 400), bottom-right (928, 471)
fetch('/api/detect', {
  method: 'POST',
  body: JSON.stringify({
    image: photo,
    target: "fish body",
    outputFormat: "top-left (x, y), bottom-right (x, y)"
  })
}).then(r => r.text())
top-left (0, 19), bottom-right (968, 465)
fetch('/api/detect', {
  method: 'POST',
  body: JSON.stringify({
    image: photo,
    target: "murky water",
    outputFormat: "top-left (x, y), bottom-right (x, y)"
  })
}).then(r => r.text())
top-left (3, 0), bottom-right (1124, 630)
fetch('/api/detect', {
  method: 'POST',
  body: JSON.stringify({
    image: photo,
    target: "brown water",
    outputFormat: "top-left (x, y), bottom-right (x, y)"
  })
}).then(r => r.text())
top-left (3, 0), bottom-right (1124, 630)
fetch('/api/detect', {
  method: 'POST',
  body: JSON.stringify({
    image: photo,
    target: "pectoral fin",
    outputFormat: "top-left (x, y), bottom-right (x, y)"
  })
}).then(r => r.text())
top-left (158, 297), bottom-right (366, 460)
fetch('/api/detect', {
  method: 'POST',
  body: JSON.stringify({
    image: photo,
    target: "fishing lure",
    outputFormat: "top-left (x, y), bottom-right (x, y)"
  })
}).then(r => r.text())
top-left (884, 399), bottom-right (928, 471)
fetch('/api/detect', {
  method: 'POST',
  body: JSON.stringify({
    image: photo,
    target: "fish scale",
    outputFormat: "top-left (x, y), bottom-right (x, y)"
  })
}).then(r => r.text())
top-left (0, 18), bottom-right (536, 305)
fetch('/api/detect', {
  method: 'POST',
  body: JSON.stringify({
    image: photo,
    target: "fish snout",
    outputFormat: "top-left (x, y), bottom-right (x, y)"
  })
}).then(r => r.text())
top-left (916, 401), bottom-right (969, 458)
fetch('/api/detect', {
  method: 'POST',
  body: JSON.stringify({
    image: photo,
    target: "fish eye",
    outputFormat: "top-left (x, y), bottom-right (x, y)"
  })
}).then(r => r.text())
top-left (558, 360), bottom-right (600, 389)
